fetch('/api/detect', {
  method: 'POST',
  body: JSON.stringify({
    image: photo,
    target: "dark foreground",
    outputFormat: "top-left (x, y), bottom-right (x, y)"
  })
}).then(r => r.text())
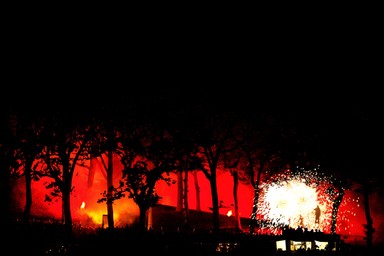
top-left (4, 222), bottom-right (383, 256)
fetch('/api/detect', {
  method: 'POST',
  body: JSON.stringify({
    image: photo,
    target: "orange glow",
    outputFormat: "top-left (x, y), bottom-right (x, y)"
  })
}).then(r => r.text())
top-left (227, 210), bottom-right (233, 217)
top-left (80, 201), bottom-right (85, 209)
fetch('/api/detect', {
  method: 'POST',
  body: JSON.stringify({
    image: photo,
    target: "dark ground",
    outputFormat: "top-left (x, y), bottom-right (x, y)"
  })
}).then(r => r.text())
top-left (4, 221), bottom-right (384, 256)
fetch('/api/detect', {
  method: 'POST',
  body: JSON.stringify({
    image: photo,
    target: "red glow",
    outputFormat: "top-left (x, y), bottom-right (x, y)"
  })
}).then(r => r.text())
top-left (12, 159), bottom-right (384, 245)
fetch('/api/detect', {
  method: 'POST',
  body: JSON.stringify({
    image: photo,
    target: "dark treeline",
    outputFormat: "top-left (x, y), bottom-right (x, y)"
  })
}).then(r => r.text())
top-left (1, 89), bottom-right (382, 254)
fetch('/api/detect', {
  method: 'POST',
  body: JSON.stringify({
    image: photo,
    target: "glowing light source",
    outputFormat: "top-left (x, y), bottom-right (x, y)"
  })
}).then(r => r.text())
top-left (256, 168), bottom-right (347, 234)
top-left (264, 180), bottom-right (319, 229)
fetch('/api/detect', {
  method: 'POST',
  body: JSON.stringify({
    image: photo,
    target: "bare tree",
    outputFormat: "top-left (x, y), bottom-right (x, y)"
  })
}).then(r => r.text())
top-left (10, 113), bottom-right (45, 225)
top-left (176, 155), bottom-right (204, 229)
top-left (194, 111), bottom-right (240, 235)
top-left (98, 122), bottom-right (139, 227)
top-left (38, 111), bottom-right (94, 239)
top-left (236, 112), bottom-right (287, 235)
top-left (101, 124), bottom-right (176, 231)
top-left (192, 170), bottom-right (201, 211)
top-left (224, 151), bottom-right (243, 231)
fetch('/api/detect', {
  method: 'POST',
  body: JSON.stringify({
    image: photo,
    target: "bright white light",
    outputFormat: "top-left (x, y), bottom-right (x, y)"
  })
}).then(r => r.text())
top-left (264, 179), bottom-right (321, 230)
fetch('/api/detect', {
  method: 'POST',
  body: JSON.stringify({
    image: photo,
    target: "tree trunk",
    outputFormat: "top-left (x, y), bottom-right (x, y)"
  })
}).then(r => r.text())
top-left (209, 172), bottom-right (220, 234)
top-left (330, 188), bottom-right (344, 234)
top-left (183, 169), bottom-right (189, 227)
top-left (62, 185), bottom-right (73, 240)
top-left (250, 162), bottom-right (263, 235)
top-left (232, 170), bottom-right (242, 231)
top-left (139, 205), bottom-right (148, 232)
top-left (176, 170), bottom-right (183, 212)
top-left (106, 150), bottom-right (114, 229)
top-left (193, 171), bottom-right (201, 211)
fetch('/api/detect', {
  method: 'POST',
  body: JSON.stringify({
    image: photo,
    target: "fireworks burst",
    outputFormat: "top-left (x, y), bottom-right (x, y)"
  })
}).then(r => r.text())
top-left (256, 167), bottom-right (359, 235)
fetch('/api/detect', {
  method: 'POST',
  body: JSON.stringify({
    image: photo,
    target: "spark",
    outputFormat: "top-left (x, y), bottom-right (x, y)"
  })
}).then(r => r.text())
top-left (255, 168), bottom-right (358, 234)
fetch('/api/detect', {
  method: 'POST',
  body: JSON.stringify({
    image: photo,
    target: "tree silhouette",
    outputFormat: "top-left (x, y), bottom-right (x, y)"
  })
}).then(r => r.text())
top-left (101, 123), bottom-right (176, 231)
top-left (224, 150), bottom-right (243, 231)
top-left (325, 176), bottom-right (349, 235)
top-left (10, 112), bottom-right (45, 225)
top-left (237, 111), bottom-right (289, 234)
top-left (194, 111), bottom-right (240, 235)
top-left (38, 111), bottom-right (94, 239)
top-left (87, 107), bottom-right (124, 230)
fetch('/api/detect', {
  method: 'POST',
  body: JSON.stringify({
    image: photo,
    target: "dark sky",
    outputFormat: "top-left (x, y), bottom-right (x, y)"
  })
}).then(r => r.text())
top-left (4, 13), bottom-right (381, 178)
